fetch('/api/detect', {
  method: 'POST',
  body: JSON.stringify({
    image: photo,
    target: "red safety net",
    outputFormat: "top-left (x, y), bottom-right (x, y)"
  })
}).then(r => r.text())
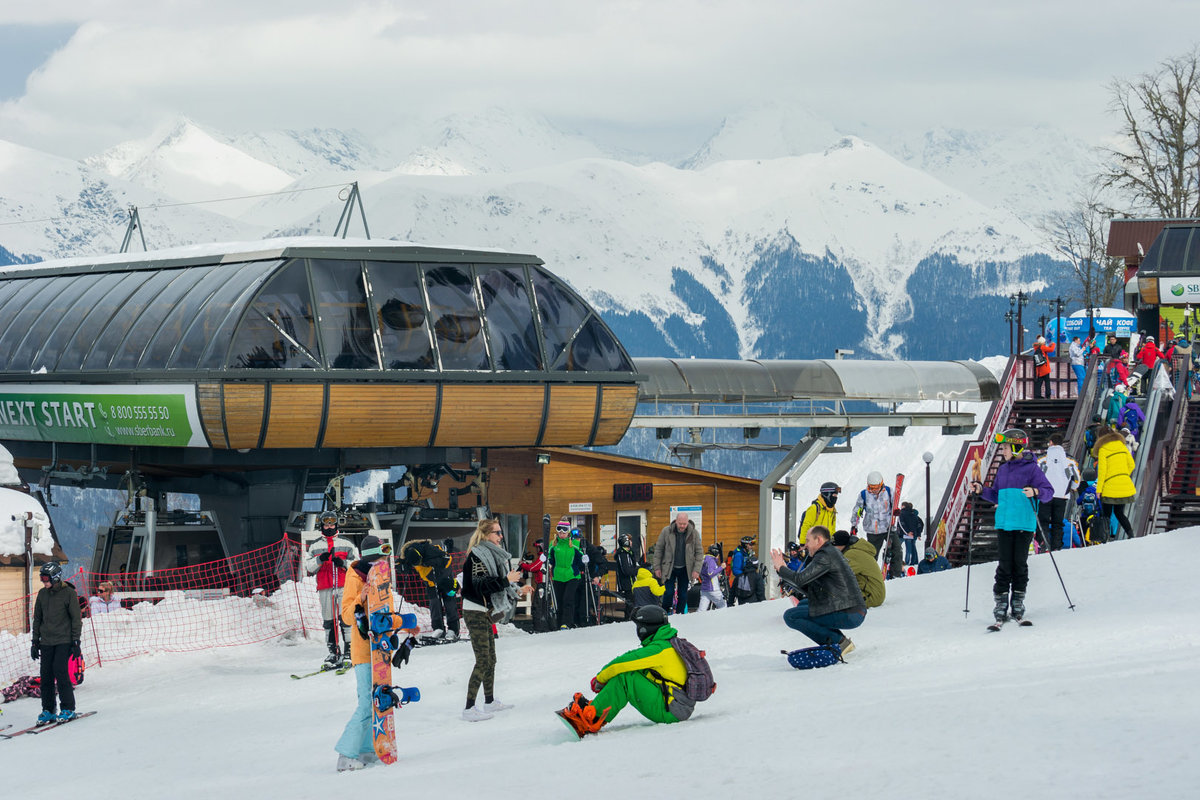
top-left (0, 539), bottom-right (467, 691)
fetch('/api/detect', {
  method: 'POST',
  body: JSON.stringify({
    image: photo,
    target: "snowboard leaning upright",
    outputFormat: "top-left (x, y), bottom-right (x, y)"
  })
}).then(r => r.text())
top-left (365, 557), bottom-right (418, 765)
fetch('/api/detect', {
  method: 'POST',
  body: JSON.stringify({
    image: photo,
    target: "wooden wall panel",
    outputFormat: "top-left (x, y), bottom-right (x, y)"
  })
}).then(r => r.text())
top-left (222, 384), bottom-right (266, 449)
top-left (263, 384), bottom-right (324, 448)
top-left (435, 385), bottom-right (544, 447)
top-left (540, 385), bottom-right (598, 445)
top-left (197, 383), bottom-right (226, 449)
top-left (322, 385), bottom-right (437, 448)
top-left (592, 385), bottom-right (638, 445)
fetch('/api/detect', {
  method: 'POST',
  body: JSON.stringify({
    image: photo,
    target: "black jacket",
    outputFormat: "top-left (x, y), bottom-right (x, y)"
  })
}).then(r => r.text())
top-left (461, 550), bottom-right (511, 609)
top-left (33, 581), bottom-right (82, 646)
top-left (614, 547), bottom-right (638, 594)
top-left (896, 508), bottom-right (924, 537)
top-left (776, 544), bottom-right (866, 617)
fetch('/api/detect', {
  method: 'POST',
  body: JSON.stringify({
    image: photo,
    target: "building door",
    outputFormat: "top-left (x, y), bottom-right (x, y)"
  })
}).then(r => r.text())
top-left (616, 511), bottom-right (646, 562)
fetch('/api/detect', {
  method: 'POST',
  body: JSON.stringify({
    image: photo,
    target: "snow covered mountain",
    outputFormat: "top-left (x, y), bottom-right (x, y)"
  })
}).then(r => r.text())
top-left (1, 106), bottom-right (1089, 361)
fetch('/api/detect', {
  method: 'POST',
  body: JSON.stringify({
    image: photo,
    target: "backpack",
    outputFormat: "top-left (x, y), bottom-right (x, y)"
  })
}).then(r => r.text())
top-left (657, 637), bottom-right (716, 721)
top-left (1032, 347), bottom-right (1047, 367)
top-left (782, 645), bottom-right (845, 670)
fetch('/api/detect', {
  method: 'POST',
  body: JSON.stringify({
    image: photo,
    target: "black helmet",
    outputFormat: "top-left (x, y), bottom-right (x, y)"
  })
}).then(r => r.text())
top-left (739, 535), bottom-right (754, 548)
top-left (707, 543), bottom-right (721, 557)
top-left (994, 428), bottom-right (1029, 455)
top-left (787, 541), bottom-right (802, 553)
top-left (631, 605), bottom-right (669, 642)
top-left (618, 533), bottom-right (632, 549)
top-left (40, 562), bottom-right (63, 584)
top-left (820, 481), bottom-right (840, 505)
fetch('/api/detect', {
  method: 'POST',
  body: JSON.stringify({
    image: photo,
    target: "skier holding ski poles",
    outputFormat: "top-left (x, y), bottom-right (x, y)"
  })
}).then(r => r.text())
top-left (304, 511), bottom-right (359, 667)
top-left (969, 429), bottom-right (1054, 626)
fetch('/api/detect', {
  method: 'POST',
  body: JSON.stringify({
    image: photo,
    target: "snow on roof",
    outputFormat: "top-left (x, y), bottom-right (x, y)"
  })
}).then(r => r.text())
top-left (0, 487), bottom-right (54, 558)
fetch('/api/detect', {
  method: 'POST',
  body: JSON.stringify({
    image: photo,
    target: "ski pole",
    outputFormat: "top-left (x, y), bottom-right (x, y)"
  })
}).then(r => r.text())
top-left (1030, 498), bottom-right (1076, 611)
top-left (963, 493), bottom-right (975, 617)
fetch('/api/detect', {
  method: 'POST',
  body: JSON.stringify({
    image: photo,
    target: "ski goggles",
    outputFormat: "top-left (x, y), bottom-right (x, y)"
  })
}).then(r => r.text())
top-left (360, 541), bottom-right (393, 558)
top-left (555, 523), bottom-right (571, 532)
top-left (993, 433), bottom-right (1028, 452)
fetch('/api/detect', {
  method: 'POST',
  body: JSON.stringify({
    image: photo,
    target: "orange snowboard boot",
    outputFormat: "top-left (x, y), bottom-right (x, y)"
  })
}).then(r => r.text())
top-left (556, 693), bottom-right (607, 738)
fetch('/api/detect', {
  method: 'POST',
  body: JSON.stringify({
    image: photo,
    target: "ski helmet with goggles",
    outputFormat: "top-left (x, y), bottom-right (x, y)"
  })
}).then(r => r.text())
top-left (618, 533), bottom-right (632, 549)
top-left (866, 471), bottom-right (884, 489)
top-left (40, 561), bottom-right (63, 583)
top-left (994, 428), bottom-right (1029, 455)
top-left (707, 543), bottom-right (721, 557)
top-left (819, 481), bottom-right (840, 504)
top-left (631, 604), bottom-right (669, 642)
top-left (319, 511), bottom-right (338, 527)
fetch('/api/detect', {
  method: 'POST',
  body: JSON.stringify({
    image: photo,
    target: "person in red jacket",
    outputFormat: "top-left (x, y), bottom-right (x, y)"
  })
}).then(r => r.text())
top-left (1136, 335), bottom-right (1173, 370)
top-left (304, 511), bottom-right (359, 666)
top-left (1031, 335), bottom-right (1056, 398)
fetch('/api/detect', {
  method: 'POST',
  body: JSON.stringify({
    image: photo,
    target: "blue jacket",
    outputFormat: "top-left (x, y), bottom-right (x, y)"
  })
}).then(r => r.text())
top-left (917, 555), bottom-right (951, 574)
top-left (1120, 402), bottom-right (1145, 438)
top-left (978, 452), bottom-right (1055, 532)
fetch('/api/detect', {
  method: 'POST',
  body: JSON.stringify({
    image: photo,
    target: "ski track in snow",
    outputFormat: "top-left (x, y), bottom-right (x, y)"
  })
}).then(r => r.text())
top-left (2, 530), bottom-right (1196, 798)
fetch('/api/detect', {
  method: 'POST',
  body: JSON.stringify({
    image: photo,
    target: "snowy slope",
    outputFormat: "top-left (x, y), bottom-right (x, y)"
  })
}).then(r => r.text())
top-left (229, 128), bottom-right (386, 177)
top-left (681, 101), bottom-right (846, 168)
top-left (1, 530), bottom-right (1194, 798)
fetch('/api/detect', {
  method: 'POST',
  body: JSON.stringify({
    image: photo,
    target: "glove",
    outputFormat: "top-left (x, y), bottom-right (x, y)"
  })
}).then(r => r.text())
top-left (331, 557), bottom-right (345, 569)
top-left (590, 677), bottom-right (605, 693)
top-left (30, 642), bottom-right (39, 661)
top-left (850, 527), bottom-right (857, 536)
top-left (581, 554), bottom-right (590, 565)
top-left (71, 640), bottom-right (82, 659)
top-left (354, 605), bottom-right (369, 639)
top-left (317, 551), bottom-right (331, 562)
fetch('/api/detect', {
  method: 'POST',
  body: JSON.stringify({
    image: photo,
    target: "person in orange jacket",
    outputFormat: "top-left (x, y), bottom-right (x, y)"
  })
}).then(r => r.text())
top-left (1031, 335), bottom-right (1056, 398)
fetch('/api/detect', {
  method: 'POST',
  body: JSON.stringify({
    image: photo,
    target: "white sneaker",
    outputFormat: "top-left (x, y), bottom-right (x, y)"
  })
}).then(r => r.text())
top-left (483, 700), bottom-right (513, 713)
top-left (337, 755), bottom-right (367, 772)
top-left (431, 629), bottom-right (446, 639)
top-left (461, 706), bottom-right (495, 722)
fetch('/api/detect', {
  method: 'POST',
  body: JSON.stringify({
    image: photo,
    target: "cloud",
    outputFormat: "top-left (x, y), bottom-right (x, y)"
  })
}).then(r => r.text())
top-left (0, 1), bottom-right (1197, 158)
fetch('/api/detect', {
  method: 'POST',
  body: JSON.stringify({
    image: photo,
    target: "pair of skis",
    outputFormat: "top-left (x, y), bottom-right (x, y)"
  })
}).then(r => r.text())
top-left (290, 662), bottom-right (353, 680)
top-left (880, 473), bottom-right (905, 578)
top-left (1, 711), bottom-right (97, 739)
top-left (987, 618), bottom-right (1034, 632)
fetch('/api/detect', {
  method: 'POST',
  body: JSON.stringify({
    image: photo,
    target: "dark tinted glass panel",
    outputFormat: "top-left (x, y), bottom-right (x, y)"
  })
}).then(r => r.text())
top-left (141, 265), bottom-right (229, 368)
top-left (228, 261), bottom-right (320, 369)
top-left (531, 267), bottom-right (590, 370)
top-left (311, 259), bottom-right (379, 369)
top-left (425, 264), bottom-right (488, 370)
top-left (109, 267), bottom-right (214, 370)
top-left (552, 315), bottom-right (634, 372)
top-left (82, 270), bottom-right (178, 370)
top-left (56, 272), bottom-right (145, 370)
top-left (0, 276), bottom-right (77, 367)
top-left (6, 275), bottom-right (94, 371)
top-left (0, 278), bottom-right (35, 322)
top-left (1159, 227), bottom-right (1191, 272)
top-left (173, 261), bottom-right (277, 369)
top-left (365, 261), bottom-right (434, 370)
top-left (32, 271), bottom-right (127, 370)
top-left (480, 267), bottom-right (541, 370)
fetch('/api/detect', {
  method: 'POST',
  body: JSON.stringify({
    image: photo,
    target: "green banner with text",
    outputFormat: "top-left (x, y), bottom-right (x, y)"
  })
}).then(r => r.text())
top-left (0, 384), bottom-right (205, 447)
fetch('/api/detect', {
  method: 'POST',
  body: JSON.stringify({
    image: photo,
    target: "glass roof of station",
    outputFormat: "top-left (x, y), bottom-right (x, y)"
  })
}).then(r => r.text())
top-left (0, 247), bottom-right (635, 376)
top-left (1140, 224), bottom-right (1200, 273)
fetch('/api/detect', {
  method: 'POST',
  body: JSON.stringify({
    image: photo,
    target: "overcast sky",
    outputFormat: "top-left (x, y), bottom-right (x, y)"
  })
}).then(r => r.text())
top-left (0, 1), bottom-right (1196, 160)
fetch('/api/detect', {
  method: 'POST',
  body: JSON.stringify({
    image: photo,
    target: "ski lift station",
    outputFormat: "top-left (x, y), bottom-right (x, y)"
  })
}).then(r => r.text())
top-left (0, 237), bottom-right (1002, 580)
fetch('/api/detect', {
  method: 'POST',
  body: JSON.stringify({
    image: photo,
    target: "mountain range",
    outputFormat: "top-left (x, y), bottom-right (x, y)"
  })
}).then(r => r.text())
top-left (0, 103), bottom-right (1097, 361)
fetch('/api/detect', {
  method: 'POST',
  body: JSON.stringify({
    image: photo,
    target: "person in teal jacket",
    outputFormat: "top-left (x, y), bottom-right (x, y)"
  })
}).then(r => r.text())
top-left (556, 605), bottom-right (687, 737)
top-left (969, 428), bottom-right (1054, 624)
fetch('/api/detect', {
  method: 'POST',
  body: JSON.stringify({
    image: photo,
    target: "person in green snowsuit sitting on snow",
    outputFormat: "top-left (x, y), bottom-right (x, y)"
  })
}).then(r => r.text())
top-left (557, 605), bottom-right (687, 737)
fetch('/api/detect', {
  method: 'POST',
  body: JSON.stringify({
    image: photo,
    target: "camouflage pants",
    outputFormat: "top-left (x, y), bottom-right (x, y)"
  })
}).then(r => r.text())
top-left (464, 610), bottom-right (496, 705)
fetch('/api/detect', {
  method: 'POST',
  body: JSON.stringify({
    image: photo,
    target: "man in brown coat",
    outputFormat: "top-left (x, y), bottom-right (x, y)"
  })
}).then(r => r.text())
top-left (651, 512), bottom-right (703, 613)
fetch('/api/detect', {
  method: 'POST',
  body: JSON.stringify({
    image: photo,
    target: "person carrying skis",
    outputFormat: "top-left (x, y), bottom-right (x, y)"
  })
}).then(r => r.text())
top-left (518, 540), bottom-right (552, 631)
top-left (850, 471), bottom-right (893, 559)
top-left (770, 526), bottom-right (866, 655)
top-left (400, 538), bottom-right (461, 640)
top-left (1037, 432), bottom-right (1080, 552)
top-left (304, 511), bottom-right (359, 666)
top-left (650, 512), bottom-right (703, 615)
top-left (799, 481), bottom-right (839, 545)
top-left (895, 502), bottom-right (923, 566)
top-left (697, 544), bottom-right (727, 610)
top-left (556, 605), bottom-right (693, 737)
top-left (969, 428), bottom-right (1054, 624)
top-left (334, 535), bottom-right (392, 771)
top-left (548, 519), bottom-right (584, 629)
top-left (31, 561), bottom-right (82, 724)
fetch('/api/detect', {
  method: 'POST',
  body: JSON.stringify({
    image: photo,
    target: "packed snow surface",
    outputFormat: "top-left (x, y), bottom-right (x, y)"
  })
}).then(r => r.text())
top-left (3, 530), bottom-right (1196, 798)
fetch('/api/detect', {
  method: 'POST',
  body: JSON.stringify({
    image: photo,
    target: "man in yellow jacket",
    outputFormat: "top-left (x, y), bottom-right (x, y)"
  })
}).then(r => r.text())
top-left (799, 482), bottom-right (840, 545)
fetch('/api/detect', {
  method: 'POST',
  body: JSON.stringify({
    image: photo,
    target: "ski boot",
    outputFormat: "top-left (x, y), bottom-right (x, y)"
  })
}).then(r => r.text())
top-left (323, 647), bottom-right (341, 668)
top-left (36, 710), bottom-right (57, 725)
top-left (1010, 591), bottom-right (1026, 621)
top-left (58, 709), bottom-right (77, 722)
top-left (992, 592), bottom-right (1009, 624)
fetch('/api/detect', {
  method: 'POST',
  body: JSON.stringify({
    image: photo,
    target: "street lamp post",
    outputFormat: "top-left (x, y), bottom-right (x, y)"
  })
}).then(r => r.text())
top-left (1005, 309), bottom-right (1015, 355)
top-left (1013, 291), bottom-right (1030, 353)
top-left (922, 451), bottom-right (934, 548)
